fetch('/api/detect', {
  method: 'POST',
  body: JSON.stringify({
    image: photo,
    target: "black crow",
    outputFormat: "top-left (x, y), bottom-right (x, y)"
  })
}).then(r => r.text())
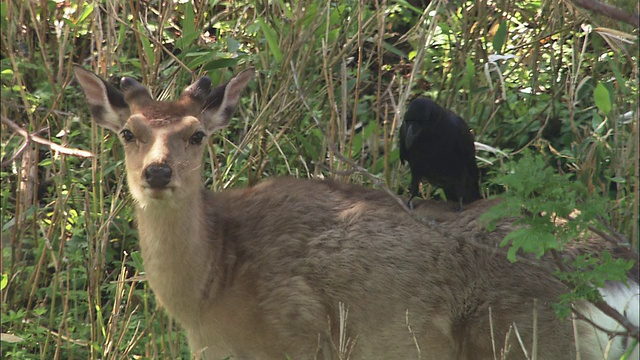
top-left (399, 98), bottom-right (481, 210)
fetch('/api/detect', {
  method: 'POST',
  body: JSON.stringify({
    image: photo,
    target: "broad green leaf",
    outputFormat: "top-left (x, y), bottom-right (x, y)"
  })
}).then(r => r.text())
top-left (176, 3), bottom-right (198, 51)
top-left (259, 19), bottom-right (282, 64)
top-left (382, 41), bottom-right (407, 59)
top-left (593, 82), bottom-right (611, 115)
top-left (606, 57), bottom-right (628, 96)
top-left (137, 23), bottom-right (155, 66)
top-left (492, 21), bottom-right (508, 54)
top-left (227, 37), bottom-right (241, 53)
top-left (203, 58), bottom-right (241, 72)
top-left (395, 0), bottom-right (422, 14)
top-left (185, 52), bottom-right (240, 70)
top-left (591, 113), bottom-right (605, 134)
top-left (74, 3), bottom-right (94, 26)
top-left (605, 176), bottom-right (626, 184)
top-left (182, 2), bottom-right (195, 38)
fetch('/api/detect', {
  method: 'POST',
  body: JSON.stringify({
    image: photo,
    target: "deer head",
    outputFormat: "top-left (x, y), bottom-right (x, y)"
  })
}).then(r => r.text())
top-left (72, 66), bottom-right (254, 208)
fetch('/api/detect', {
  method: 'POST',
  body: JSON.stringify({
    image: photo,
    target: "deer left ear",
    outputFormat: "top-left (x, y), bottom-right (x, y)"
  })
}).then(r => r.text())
top-left (73, 65), bottom-right (131, 132)
top-left (198, 68), bottom-right (254, 133)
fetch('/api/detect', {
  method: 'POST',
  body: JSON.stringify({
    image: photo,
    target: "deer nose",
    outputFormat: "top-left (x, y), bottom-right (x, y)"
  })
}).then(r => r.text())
top-left (145, 163), bottom-right (172, 188)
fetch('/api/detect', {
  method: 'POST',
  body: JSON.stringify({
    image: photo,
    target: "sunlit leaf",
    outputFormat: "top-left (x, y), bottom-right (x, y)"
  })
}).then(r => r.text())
top-left (593, 82), bottom-right (611, 115)
top-left (492, 21), bottom-right (508, 54)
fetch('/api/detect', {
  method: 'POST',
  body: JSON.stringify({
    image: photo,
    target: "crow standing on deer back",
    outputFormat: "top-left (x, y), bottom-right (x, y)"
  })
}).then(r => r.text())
top-left (400, 98), bottom-right (482, 211)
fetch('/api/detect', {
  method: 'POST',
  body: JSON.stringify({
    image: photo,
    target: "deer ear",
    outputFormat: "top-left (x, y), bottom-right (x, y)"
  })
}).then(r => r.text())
top-left (120, 76), bottom-right (154, 107)
top-left (73, 65), bottom-right (130, 132)
top-left (182, 76), bottom-right (212, 104)
top-left (199, 68), bottom-right (254, 133)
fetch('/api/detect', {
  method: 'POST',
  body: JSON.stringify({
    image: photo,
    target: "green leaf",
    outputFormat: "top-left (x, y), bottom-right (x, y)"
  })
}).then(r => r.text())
top-left (259, 19), bottom-right (283, 64)
top-left (1, 273), bottom-right (7, 290)
top-left (593, 82), bottom-right (611, 115)
top-left (464, 56), bottom-right (474, 88)
top-left (185, 53), bottom-right (241, 70)
top-left (129, 251), bottom-right (145, 273)
top-left (136, 23), bottom-right (155, 66)
top-left (227, 37), bottom-right (241, 53)
top-left (492, 21), bottom-right (508, 54)
top-left (605, 58), bottom-right (627, 96)
top-left (605, 176), bottom-right (626, 184)
top-left (182, 2), bottom-right (195, 39)
top-left (175, 2), bottom-right (199, 51)
top-left (382, 41), bottom-right (407, 59)
top-left (202, 58), bottom-right (241, 72)
top-left (74, 3), bottom-right (94, 26)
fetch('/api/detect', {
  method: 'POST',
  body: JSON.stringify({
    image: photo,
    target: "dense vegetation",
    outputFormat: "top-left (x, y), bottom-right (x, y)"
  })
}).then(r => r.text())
top-left (1, 0), bottom-right (637, 358)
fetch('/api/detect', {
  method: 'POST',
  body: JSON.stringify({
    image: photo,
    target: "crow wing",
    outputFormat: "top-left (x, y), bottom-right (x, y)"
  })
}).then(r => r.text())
top-left (399, 121), bottom-right (408, 163)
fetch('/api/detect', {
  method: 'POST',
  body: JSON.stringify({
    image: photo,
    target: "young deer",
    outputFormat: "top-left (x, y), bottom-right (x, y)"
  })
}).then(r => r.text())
top-left (73, 65), bottom-right (638, 360)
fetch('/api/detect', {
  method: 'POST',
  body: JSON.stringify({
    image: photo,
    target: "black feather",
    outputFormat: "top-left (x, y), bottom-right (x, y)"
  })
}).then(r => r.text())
top-left (399, 98), bottom-right (481, 210)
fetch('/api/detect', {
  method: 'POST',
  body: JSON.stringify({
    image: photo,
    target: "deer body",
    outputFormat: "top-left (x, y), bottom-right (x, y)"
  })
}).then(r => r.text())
top-left (73, 66), bottom-right (638, 360)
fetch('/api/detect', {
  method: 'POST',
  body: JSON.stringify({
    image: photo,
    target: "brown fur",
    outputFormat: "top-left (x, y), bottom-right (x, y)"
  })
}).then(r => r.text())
top-left (72, 65), bottom-right (638, 360)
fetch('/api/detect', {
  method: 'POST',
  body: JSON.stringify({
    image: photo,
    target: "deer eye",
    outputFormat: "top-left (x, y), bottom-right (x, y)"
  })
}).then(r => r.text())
top-left (120, 129), bottom-right (135, 143)
top-left (189, 131), bottom-right (206, 145)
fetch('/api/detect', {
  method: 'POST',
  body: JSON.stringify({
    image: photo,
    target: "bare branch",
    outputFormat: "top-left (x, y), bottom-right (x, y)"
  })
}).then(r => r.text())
top-left (571, 305), bottom-right (631, 339)
top-left (572, 0), bottom-right (639, 28)
top-left (1, 116), bottom-right (95, 159)
top-left (551, 250), bottom-right (639, 341)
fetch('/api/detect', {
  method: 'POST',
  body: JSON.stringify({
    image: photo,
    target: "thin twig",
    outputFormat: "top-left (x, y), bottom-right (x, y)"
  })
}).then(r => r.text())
top-left (289, 61), bottom-right (412, 213)
top-left (1, 116), bottom-right (95, 158)
top-left (1, 140), bottom-right (29, 168)
top-left (550, 249), bottom-right (639, 341)
top-left (572, 0), bottom-right (639, 28)
top-left (570, 304), bottom-right (632, 339)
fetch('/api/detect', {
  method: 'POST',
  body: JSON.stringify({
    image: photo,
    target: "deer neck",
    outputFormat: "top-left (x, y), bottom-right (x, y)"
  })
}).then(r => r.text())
top-left (134, 188), bottom-right (217, 321)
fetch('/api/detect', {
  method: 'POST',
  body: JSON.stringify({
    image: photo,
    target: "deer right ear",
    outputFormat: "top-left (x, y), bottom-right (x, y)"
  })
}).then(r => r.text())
top-left (73, 65), bottom-right (130, 132)
top-left (200, 68), bottom-right (254, 133)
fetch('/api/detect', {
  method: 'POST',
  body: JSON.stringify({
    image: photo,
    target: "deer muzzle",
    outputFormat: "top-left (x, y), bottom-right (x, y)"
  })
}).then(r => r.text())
top-left (145, 163), bottom-right (172, 189)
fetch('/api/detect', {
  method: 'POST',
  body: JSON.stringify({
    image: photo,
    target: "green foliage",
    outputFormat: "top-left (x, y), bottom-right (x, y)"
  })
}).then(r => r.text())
top-left (482, 151), bottom-right (635, 318)
top-left (483, 152), bottom-right (606, 260)
top-left (554, 250), bottom-right (634, 318)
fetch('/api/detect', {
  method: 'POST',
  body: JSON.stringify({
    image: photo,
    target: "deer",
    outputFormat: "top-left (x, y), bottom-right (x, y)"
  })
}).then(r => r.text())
top-left (72, 65), bottom-right (639, 360)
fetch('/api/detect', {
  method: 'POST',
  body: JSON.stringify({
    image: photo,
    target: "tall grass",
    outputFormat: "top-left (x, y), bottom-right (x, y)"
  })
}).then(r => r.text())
top-left (1, 0), bottom-right (637, 358)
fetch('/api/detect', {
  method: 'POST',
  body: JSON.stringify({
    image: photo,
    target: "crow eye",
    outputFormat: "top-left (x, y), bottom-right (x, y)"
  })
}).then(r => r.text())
top-left (120, 129), bottom-right (135, 143)
top-left (189, 131), bottom-right (206, 145)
